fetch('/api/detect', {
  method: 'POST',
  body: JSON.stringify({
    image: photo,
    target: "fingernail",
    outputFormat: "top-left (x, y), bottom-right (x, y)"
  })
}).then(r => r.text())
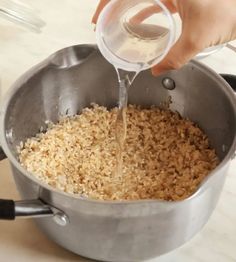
top-left (91, 16), bottom-right (97, 25)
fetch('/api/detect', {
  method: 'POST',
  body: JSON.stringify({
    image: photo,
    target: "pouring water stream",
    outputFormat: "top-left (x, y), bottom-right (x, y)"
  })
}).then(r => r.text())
top-left (114, 68), bottom-right (140, 177)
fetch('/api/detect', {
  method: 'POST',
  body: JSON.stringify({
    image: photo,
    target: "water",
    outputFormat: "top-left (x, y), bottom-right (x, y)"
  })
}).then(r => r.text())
top-left (103, 14), bottom-right (170, 67)
top-left (116, 23), bottom-right (169, 64)
top-left (114, 68), bottom-right (139, 177)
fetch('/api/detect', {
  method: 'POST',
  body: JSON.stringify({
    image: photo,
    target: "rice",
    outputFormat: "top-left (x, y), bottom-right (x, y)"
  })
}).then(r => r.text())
top-left (18, 104), bottom-right (219, 201)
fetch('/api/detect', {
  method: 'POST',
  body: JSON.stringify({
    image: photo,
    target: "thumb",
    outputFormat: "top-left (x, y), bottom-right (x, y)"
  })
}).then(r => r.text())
top-left (151, 33), bottom-right (202, 76)
top-left (92, 0), bottom-right (110, 24)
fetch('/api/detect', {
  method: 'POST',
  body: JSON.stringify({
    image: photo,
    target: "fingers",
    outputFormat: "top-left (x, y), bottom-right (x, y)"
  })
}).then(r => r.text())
top-left (152, 33), bottom-right (203, 76)
top-left (130, 6), bottom-right (162, 25)
top-left (161, 0), bottom-right (177, 13)
top-left (92, 0), bottom-right (110, 24)
top-left (92, 0), bottom-right (176, 25)
top-left (136, 0), bottom-right (177, 17)
top-left (130, 0), bottom-right (177, 24)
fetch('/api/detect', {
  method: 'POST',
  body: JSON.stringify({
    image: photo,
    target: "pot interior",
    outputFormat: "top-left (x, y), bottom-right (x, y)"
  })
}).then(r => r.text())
top-left (2, 45), bottom-right (236, 164)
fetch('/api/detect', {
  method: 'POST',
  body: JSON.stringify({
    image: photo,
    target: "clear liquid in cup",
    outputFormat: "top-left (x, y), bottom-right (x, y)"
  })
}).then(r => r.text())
top-left (105, 18), bottom-right (170, 67)
top-left (121, 22), bottom-right (170, 63)
top-left (96, 0), bottom-right (175, 71)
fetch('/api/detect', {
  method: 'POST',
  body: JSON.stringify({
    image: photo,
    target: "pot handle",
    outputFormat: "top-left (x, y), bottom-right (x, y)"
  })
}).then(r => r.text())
top-left (0, 198), bottom-right (69, 225)
top-left (0, 199), bottom-right (53, 220)
top-left (220, 74), bottom-right (236, 92)
top-left (0, 146), bottom-right (68, 224)
top-left (0, 199), bottom-right (15, 219)
top-left (0, 149), bottom-right (68, 224)
top-left (0, 147), bottom-right (14, 220)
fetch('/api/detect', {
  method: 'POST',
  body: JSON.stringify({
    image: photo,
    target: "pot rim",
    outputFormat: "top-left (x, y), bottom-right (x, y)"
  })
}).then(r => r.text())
top-left (1, 44), bottom-right (236, 205)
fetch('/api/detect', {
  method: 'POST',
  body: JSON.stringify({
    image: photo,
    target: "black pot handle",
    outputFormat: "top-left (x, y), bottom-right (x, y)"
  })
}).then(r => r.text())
top-left (0, 147), bottom-right (58, 220)
top-left (0, 199), bottom-right (58, 221)
top-left (0, 199), bottom-right (15, 220)
top-left (0, 146), bottom-right (52, 220)
top-left (0, 147), bottom-right (67, 223)
top-left (0, 197), bottom-right (68, 224)
top-left (220, 74), bottom-right (236, 92)
top-left (0, 146), bottom-right (13, 219)
top-left (0, 199), bottom-right (68, 222)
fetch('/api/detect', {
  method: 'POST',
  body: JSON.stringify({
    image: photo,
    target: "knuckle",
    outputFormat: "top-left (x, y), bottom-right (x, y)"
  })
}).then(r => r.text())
top-left (167, 59), bottom-right (183, 70)
top-left (184, 36), bottom-right (202, 52)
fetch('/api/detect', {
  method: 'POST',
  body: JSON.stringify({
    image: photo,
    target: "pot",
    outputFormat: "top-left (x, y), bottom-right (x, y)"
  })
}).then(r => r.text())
top-left (0, 44), bottom-right (236, 262)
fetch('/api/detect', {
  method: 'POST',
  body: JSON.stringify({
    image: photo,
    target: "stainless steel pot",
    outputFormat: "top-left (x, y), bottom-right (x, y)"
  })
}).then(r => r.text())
top-left (0, 44), bottom-right (236, 262)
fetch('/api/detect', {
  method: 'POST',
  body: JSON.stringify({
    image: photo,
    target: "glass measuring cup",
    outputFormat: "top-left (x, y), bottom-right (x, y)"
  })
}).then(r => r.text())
top-left (0, 0), bottom-right (45, 105)
top-left (0, 0), bottom-right (45, 33)
top-left (96, 0), bottom-right (176, 72)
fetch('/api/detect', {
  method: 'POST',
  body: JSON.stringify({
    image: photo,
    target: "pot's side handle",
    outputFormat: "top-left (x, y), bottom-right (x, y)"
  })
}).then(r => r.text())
top-left (220, 74), bottom-right (236, 92)
top-left (0, 148), bottom-right (13, 219)
top-left (0, 199), bottom-right (52, 220)
top-left (0, 199), bottom-right (69, 225)
top-left (0, 147), bottom-right (68, 224)
top-left (0, 199), bottom-right (15, 219)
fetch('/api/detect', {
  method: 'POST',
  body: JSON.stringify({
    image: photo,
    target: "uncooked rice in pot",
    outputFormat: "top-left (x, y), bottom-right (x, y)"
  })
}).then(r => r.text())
top-left (18, 104), bottom-right (219, 201)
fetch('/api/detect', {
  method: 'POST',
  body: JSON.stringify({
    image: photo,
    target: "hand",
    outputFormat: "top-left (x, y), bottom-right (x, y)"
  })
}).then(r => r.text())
top-left (92, 0), bottom-right (236, 76)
